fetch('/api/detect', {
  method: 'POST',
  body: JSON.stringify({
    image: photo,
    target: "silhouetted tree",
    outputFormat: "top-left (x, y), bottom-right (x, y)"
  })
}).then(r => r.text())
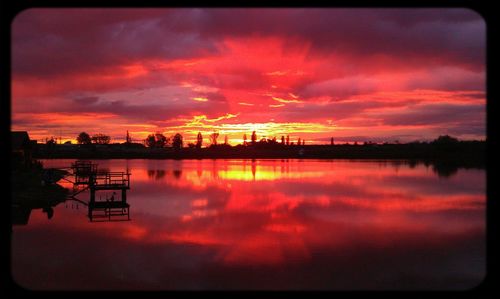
top-left (281, 136), bottom-right (285, 144)
top-left (145, 135), bottom-right (155, 148)
top-left (165, 135), bottom-right (172, 147)
top-left (126, 130), bottom-right (132, 143)
top-left (331, 137), bottom-right (334, 146)
top-left (431, 135), bottom-right (460, 152)
top-left (432, 135), bottom-right (459, 144)
top-left (251, 131), bottom-right (257, 145)
top-left (91, 133), bottom-right (111, 144)
top-left (243, 133), bottom-right (248, 146)
top-left (188, 143), bottom-right (196, 149)
top-left (298, 138), bottom-right (301, 145)
top-left (302, 139), bottom-right (305, 146)
top-left (196, 132), bottom-right (203, 149)
top-left (64, 141), bottom-right (72, 145)
top-left (172, 133), bottom-right (183, 150)
top-left (286, 135), bottom-right (290, 145)
top-left (224, 135), bottom-right (228, 145)
top-left (46, 137), bottom-right (56, 145)
top-left (209, 132), bottom-right (219, 145)
top-left (145, 132), bottom-right (168, 148)
top-left (77, 132), bottom-right (92, 145)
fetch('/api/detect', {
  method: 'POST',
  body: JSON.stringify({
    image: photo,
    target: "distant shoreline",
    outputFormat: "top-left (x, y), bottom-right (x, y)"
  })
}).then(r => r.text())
top-left (33, 142), bottom-right (485, 168)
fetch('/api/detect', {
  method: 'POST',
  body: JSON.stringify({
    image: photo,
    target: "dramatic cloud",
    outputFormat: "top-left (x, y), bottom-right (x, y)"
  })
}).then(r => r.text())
top-left (11, 8), bottom-right (486, 143)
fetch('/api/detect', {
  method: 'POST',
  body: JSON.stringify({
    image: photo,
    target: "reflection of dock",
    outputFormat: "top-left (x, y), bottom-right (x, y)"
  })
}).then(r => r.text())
top-left (72, 160), bottom-right (97, 185)
top-left (68, 160), bottom-right (131, 222)
top-left (88, 200), bottom-right (130, 222)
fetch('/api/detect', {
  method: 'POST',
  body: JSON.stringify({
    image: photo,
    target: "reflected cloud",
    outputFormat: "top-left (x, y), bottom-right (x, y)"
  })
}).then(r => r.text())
top-left (13, 159), bottom-right (486, 289)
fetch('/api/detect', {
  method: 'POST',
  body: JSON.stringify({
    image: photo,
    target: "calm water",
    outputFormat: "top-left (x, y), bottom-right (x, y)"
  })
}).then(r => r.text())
top-left (11, 159), bottom-right (485, 290)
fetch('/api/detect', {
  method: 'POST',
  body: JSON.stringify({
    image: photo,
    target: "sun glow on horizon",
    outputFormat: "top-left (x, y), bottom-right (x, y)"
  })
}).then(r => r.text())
top-left (192, 97), bottom-right (209, 102)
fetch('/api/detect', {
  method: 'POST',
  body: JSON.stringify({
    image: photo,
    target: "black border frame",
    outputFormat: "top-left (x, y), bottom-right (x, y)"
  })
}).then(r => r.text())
top-left (2, 1), bottom-right (497, 297)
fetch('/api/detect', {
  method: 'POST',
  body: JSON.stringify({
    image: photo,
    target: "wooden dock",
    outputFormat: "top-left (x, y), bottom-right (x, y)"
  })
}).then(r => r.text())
top-left (69, 160), bottom-right (131, 222)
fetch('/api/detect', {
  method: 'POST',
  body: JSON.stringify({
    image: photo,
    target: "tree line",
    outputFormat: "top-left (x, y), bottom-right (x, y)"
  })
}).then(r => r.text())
top-left (74, 132), bottom-right (111, 145)
top-left (67, 131), bottom-right (310, 149)
top-left (50, 131), bottom-right (474, 150)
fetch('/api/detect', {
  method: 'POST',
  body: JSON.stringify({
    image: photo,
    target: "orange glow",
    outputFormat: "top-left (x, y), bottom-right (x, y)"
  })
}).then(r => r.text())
top-left (168, 119), bottom-right (338, 145)
top-left (122, 64), bottom-right (149, 78)
top-left (271, 97), bottom-right (303, 104)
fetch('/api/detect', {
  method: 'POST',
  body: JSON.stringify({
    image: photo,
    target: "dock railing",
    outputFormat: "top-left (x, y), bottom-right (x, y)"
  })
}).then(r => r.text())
top-left (93, 172), bottom-right (131, 189)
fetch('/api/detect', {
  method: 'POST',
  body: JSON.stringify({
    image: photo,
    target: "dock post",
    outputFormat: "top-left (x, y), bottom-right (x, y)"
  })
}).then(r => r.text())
top-left (89, 186), bottom-right (95, 220)
top-left (89, 189), bottom-right (95, 219)
top-left (121, 188), bottom-right (127, 202)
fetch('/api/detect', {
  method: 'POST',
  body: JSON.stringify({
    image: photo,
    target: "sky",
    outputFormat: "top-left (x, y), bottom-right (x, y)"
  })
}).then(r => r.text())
top-left (11, 8), bottom-right (486, 145)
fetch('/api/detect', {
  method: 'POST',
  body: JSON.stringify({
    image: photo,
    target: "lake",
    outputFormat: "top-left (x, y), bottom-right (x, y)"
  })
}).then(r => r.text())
top-left (11, 159), bottom-right (486, 290)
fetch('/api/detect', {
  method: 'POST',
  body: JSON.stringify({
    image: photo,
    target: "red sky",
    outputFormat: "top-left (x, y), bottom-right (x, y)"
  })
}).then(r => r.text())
top-left (11, 8), bottom-right (486, 145)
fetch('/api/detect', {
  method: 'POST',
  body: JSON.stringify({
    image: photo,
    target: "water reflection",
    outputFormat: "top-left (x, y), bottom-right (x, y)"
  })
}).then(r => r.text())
top-left (376, 159), bottom-right (479, 178)
top-left (12, 159), bottom-right (485, 290)
top-left (12, 197), bottom-right (62, 225)
top-left (147, 169), bottom-right (166, 180)
top-left (173, 169), bottom-right (182, 180)
top-left (147, 169), bottom-right (183, 180)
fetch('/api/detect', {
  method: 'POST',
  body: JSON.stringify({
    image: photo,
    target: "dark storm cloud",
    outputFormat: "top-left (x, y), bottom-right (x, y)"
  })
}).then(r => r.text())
top-left (12, 9), bottom-right (218, 77)
top-left (72, 96), bottom-right (100, 105)
top-left (379, 103), bottom-right (485, 126)
top-left (194, 8), bottom-right (485, 70)
top-left (74, 99), bottom-right (228, 121)
top-left (272, 98), bottom-right (407, 122)
top-left (12, 8), bottom-right (485, 78)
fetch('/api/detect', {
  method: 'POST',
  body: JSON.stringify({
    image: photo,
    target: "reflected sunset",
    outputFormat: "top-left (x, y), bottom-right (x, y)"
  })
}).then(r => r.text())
top-left (13, 159), bottom-right (485, 289)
